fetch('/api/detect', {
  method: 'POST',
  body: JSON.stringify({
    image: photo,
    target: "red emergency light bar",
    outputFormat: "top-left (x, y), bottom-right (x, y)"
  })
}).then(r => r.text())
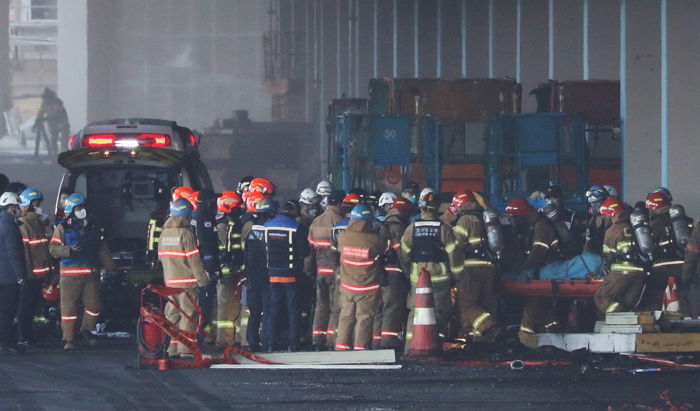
top-left (83, 133), bottom-right (171, 148)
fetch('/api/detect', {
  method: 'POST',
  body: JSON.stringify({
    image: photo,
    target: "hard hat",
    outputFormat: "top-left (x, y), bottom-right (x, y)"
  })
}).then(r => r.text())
top-left (645, 192), bottom-right (669, 212)
top-left (603, 185), bottom-right (618, 198)
top-left (544, 185), bottom-right (562, 200)
top-left (63, 193), bottom-right (86, 215)
top-left (650, 187), bottom-right (673, 203)
top-left (378, 192), bottom-right (397, 207)
top-left (245, 191), bottom-right (267, 212)
top-left (299, 188), bottom-right (320, 205)
top-left (19, 188), bottom-right (43, 207)
top-left (349, 187), bottom-right (367, 198)
top-left (585, 185), bottom-right (608, 204)
top-left (419, 187), bottom-right (434, 199)
top-left (350, 204), bottom-right (373, 221)
top-left (342, 193), bottom-right (362, 207)
top-left (364, 191), bottom-right (380, 207)
top-left (403, 181), bottom-right (420, 194)
top-left (327, 190), bottom-right (345, 206)
top-left (600, 196), bottom-right (624, 218)
top-left (170, 198), bottom-right (193, 217)
top-left (236, 176), bottom-right (254, 194)
top-left (172, 186), bottom-right (195, 202)
top-left (0, 192), bottom-right (20, 207)
top-left (449, 191), bottom-right (475, 216)
top-left (391, 197), bottom-right (412, 213)
top-left (249, 178), bottom-right (274, 195)
top-left (505, 197), bottom-right (534, 217)
top-left (217, 191), bottom-right (242, 213)
top-left (316, 180), bottom-right (332, 196)
top-left (418, 192), bottom-right (440, 210)
top-left (255, 198), bottom-right (278, 214)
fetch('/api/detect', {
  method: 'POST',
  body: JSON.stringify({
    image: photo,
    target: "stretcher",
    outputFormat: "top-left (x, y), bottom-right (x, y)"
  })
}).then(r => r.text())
top-left (498, 279), bottom-right (603, 298)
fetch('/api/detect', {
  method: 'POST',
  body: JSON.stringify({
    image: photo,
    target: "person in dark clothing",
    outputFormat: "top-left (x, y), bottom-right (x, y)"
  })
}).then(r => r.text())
top-left (0, 192), bottom-right (26, 354)
top-left (191, 190), bottom-right (221, 338)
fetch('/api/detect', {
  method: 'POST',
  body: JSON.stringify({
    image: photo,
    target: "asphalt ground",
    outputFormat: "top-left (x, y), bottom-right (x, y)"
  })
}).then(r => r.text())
top-left (1, 338), bottom-right (698, 410)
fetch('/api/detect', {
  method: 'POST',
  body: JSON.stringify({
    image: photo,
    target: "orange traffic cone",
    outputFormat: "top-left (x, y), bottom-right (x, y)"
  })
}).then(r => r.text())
top-left (663, 276), bottom-right (680, 312)
top-left (403, 268), bottom-right (441, 360)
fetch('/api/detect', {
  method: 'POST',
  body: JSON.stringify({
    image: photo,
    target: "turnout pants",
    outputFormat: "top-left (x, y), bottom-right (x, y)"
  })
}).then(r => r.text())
top-left (165, 288), bottom-right (199, 356)
top-left (16, 278), bottom-right (44, 343)
top-left (312, 274), bottom-right (339, 347)
top-left (456, 266), bottom-right (497, 336)
top-left (0, 284), bottom-right (19, 348)
top-left (214, 277), bottom-right (241, 346)
top-left (336, 289), bottom-right (378, 350)
top-left (60, 275), bottom-right (101, 342)
top-left (265, 282), bottom-right (301, 350)
top-left (405, 283), bottom-right (452, 344)
top-left (594, 270), bottom-right (645, 313)
top-left (372, 272), bottom-right (408, 349)
top-left (520, 298), bottom-right (558, 334)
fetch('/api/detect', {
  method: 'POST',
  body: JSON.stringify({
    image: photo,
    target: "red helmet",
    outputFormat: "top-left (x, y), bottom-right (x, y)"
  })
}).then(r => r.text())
top-left (449, 190), bottom-right (475, 215)
top-left (249, 178), bottom-right (275, 195)
top-left (391, 197), bottom-right (413, 213)
top-left (342, 193), bottom-right (362, 207)
top-left (217, 191), bottom-right (242, 213)
top-left (245, 191), bottom-right (267, 212)
top-left (42, 280), bottom-right (60, 302)
top-left (600, 196), bottom-right (624, 218)
top-left (505, 197), bottom-right (534, 217)
top-left (172, 186), bottom-right (195, 202)
top-left (645, 192), bottom-right (669, 211)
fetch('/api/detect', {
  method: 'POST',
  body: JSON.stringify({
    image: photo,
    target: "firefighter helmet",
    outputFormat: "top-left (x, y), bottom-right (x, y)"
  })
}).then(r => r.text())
top-left (378, 192), bottom-right (397, 207)
top-left (255, 198), bottom-right (278, 214)
top-left (63, 193), bottom-right (86, 215)
top-left (170, 198), bottom-right (193, 217)
top-left (604, 185), bottom-right (618, 198)
top-left (245, 191), bottom-right (267, 212)
top-left (342, 193), bottom-right (362, 207)
top-left (217, 191), bottom-right (242, 213)
top-left (299, 188), bottom-right (320, 205)
top-left (645, 192), bottom-right (669, 212)
top-left (236, 176), bottom-right (254, 194)
top-left (585, 185), bottom-right (608, 204)
top-left (42, 281), bottom-right (60, 302)
top-left (649, 186), bottom-right (673, 203)
top-left (19, 188), bottom-right (43, 207)
top-left (249, 178), bottom-right (274, 195)
top-left (350, 204), bottom-right (373, 221)
top-left (505, 197), bottom-right (534, 217)
top-left (600, 196), bottom-right (624, 218)
top-left (316, 180), bottom-right (332, 196)
top-left (391, 197), bottom-right (412, 213)
top-left (172, 186), bottom-right (195, 202)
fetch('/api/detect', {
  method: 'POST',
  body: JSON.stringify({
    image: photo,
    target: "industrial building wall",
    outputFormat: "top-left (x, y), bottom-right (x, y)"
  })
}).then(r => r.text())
top-left (0, 0), bottom-right (10, 123)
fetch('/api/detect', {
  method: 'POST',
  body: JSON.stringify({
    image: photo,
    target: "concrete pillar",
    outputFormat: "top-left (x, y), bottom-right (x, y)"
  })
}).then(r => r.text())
top-left (587, 0), bottom-right (619, 80)
top-left (492, 0), bottom-right (517, 79)
top-left (519, 0), bottom-right (548, 112)
top-left (1, 0), bottom-right (11, 120)
top-left (622, 0), bottom-right (661, 202)
top-left (552, 0), bottom-right (583, 80)
top-left (465, 0), bottom-right (489, 78)
top-left (667, 0), bottom-right (700, 214)
top-left (57, 0), bottom-right (89, 130)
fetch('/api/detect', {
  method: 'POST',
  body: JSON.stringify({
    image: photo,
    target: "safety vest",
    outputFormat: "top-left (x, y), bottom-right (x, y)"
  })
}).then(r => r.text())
top-left (146, 218), bottom-right (162, 252)
top-left (60, 220), bottom-right (101, 269)
top-left (264, 215), bottom-right (302, 282)
top-left (244, 224), bottom-right (268, 287)
top-left (411, 220), bottom-right (445, 263)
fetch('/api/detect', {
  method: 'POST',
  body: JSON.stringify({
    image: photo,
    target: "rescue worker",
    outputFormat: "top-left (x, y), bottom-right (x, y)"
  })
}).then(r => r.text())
top-left (242, 198), bottom-right (276, 351)
top-left (376, 192), bottom-right (398, 221)
top-left (16, 188), bottom-right (52, 348)
top-left (400, 192), bottom-right (462, 343)
top-left (213, 191), bottom-right (244, 347)
top-left (146, 186), bottom-right (196, 268)
top-left (263, 202), bottom-right (310, 352)
top-left (594, 197), bottom-right (645, 313)
top-left (401, 181), bottom-right (420, 204)
top-left (191, 190), bottom-right (221, 340)
top-left (365, 191), bottom-right (382, 220)
top-left (309, 190), bottom-right (345, 350)
top-left (49, 193), bottom-right (114, 350)
top-left (298, 188), bottom-right (321, 227)
top-left (158, 199), bottom-right (209, 358)
top-left (249, 178), bottom-right (275, 197)
top-left (646, 192), bottom-right (685, 309)
top-left (335, 204), bottom-right (388, 351)
top-left (0, 192), bottom-right (25, 354)
top-left (236, 176), bottom-right (254, 196)
top-left (583, 185), bottom-right (610, 255)
top-left (373, 197), bottom-right (411, 349)
top-left (316, 180), bottom-right (333, 209)
top-left (449, 191), bottom-right (500, 340)
top-left (505, 197), bottom-right (560, 340)
top-left (34, 88), bottom-right (70, 154)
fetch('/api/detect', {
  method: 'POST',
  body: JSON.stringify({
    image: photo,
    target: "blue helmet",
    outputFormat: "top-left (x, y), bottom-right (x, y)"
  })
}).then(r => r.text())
top-left (64, 193), bottom-right (86, 215)
top-left (19, 188), bottom-right (43, 207)
top-left (256, 198), bottom-right (278, 214)
top-left (585, 185), bottom-right (608, 204)
top-left (169, 198), bottom-right (193, 217)
top-left (350, 204), bottom-right (373, 221)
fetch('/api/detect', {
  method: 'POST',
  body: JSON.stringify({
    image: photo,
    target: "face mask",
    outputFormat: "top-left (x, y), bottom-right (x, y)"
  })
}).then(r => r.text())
top-left (74, 209), bottom-right (87, 220)
top-left (320, 197), bottom-right (329, 209)
top-left (407, 195), bottom-right (417, 204)
top-left (34, 206), bottom-right (44, 216)
top-left (307, 207), bottom-right (319, 218)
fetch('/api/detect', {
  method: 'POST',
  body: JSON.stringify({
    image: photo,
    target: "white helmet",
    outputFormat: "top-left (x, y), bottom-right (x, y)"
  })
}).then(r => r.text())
top-left (603, 185), bottom-right (618, 198)
top-left (316, 180), bottom-right (332, 196)
top-left (299, 188), bottom-right (320, 205)
top-left (378, 192), bottom-right (397, 207)
top-left (0, 192), bottom-right (20, 207)
top-left (420, 187), bottom-right (435, 199)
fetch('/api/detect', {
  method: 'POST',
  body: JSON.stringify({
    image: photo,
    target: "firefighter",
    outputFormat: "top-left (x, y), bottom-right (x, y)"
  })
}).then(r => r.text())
top-left (242, 198), bottom-right (275, 351)
top-left (236, 176), bottom-right (254, 196)
top-left (309, 190), bottom-right (345, 350)
top-left (373, 197), bottom-right (411, 349)
top-left (594, 197), bottom-right (645, 313)
top-left (49, 193), bottom-right (114, 350)
top-left (213, 191), bottom-right (244, 347)
top-left (146, 186), bottom-right (196, 268)
top-left (400, 192), bottom-right (463, 343)
top-left (249, 178), bottom-right (275, 197)
top-left (505, 197), bottom-right (560, 340)
top-left (316, 180), bottom-right (332, 209)
top-left (263, 202), bottom-right (310, 352)
top-left (298, 188), bottom-right (321, 227)
top-left (645, 192), bottom-right (685, 310)
top-left (16, 188), bottom-right (53, 348)
top-left (376, 192), bottom-right (397, 221)
top-left (335, 204), bottom-right (388, 351)
top-left (34, 88), bottom-right (70, 154)
top-left (158, 199), bottom-right (209, 357)
top-left (583, 185), bottom-right (610, 255)
top-left (449, 191), bottom-right (500, 340)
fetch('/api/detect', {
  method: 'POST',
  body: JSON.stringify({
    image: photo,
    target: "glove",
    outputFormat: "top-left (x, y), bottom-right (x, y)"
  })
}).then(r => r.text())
top-left (69, 245), bottom-right (82, 255)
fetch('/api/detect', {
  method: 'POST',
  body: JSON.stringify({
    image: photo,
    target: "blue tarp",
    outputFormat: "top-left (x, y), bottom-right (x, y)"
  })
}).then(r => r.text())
top-left (501, 252), bottom-right (605, 281)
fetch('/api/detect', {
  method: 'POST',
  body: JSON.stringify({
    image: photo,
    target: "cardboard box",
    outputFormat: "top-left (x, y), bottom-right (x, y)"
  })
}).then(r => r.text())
top-left (635, 333), bottom-right (700, 353)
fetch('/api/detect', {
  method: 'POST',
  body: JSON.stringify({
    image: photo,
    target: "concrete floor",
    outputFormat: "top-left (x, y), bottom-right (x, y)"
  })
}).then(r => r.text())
top-left (1, 339), bottom-right (698, 410)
